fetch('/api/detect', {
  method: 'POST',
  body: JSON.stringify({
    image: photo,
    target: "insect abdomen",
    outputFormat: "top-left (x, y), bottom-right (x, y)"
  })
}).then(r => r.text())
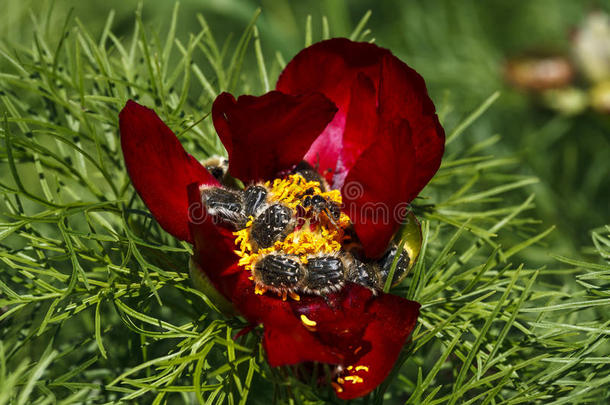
top-left (304, 257), bottom-right (344, 292)
top-left (255, 254), bottom-right (303, 288)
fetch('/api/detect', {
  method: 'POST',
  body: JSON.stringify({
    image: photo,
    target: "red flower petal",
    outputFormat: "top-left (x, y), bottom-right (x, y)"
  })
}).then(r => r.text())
top-left (119, 100), bottom-right (218, 243)
top-left (316, 72), bottom-right (378, 186)
top-left (290, 284), bottom-right (420, 399)
top-left (277, 38), bottom-right (386, 182)
top-left (212, 91), bottom-right (337, 184)
top-left (343, 119), bottom-right (416, 258)
top-left (378, 55), bottom-right (445, 199)
top-left (277, 38), bottom-right (386, 106)
top-left (335, 293), bottom-right (420, 399)
top-left (277, 39), bottom-right (444, 256)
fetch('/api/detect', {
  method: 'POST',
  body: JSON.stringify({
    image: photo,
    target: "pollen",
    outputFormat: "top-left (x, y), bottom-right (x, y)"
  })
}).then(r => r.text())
top-left (300, 314), bottom-right (317, 327)
top-left (335, 364), bottom-right (368, 391)
top-left (344, 375), bottom-right (364, 384)
top-left (267, 174), bottom-right (329, 206)
top-left (254, 284), bottom-right (267, 295)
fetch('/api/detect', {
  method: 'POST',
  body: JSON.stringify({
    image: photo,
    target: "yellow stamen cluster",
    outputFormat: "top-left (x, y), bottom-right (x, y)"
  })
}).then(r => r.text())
top-left (347, 365), bottom-right (370, 372)
top-left (267, 174), bottom-right (339, 209)
top-left (233, 173), bottom-right (351, 278)
top-left (344, 375), bottom-right (364, 384)
top-left (334, 364), bottom-right (369, 393)
top-left (300, 314), bottom-right (318, 331)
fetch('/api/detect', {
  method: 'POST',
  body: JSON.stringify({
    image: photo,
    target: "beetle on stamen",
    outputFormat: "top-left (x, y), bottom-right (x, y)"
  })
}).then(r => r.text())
top-left (253, 253), bottom-right (304, 294)
top-left (301, 255), bottom-right (345, 295)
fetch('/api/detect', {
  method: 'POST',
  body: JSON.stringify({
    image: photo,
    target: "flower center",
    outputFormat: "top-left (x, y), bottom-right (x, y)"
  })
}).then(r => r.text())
top-left (233, 174), bottom-right (352, 300)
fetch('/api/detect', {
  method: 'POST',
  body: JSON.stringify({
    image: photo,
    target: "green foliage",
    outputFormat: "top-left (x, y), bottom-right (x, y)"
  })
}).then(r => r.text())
top-left (0, 3), bottom-right (608, 405)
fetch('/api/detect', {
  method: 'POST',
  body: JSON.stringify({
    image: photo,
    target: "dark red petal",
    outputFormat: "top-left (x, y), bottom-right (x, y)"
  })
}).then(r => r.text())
top-left (261, 304), bottom-right (342, 366)
top-left (330, 72), bottom-right (378, 187)
top-left (119, 100), bottom-right (218, 243)
top-left (277, 39), bottom-right (386, 183)
top-left (343, 119), bottom-right (416, 258)
top-left (378, 55), bottom-right (445, 199)
top-left (212, 91), bottom-right (337, 184)
top-left (277, 38), bottom-right (444, 215)
top-left (300, 107), bottom-right (346, 184)
top-left (336, 293), bottom-right (420, 400)
top-left (234, 269), bottom-right (341, 365)
top-left (277, 38), bottom-right (385, 110)
top-left (290, 285), bottom-right (373, 359)
top-left (290, 284), bottom-right (420, 399)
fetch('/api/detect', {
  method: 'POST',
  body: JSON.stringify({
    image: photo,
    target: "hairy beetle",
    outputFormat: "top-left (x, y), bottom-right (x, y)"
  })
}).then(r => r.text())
top-left (302, 256), bottom-right (345, 294)
top-left (201, 187), bottom-right (247, 229)
top-left (250, 204), bottom-right (294, 249)
top-left (253, 254), bottom-right (304, 291)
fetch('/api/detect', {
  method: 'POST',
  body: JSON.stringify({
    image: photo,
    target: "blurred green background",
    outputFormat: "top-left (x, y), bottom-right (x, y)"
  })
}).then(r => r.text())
top-left (3, 0), bottom-right (609, 256)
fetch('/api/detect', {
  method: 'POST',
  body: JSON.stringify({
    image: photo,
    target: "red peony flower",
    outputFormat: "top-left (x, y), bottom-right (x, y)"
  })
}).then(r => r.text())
top-left (119, 38), bottom-right (444, 399)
